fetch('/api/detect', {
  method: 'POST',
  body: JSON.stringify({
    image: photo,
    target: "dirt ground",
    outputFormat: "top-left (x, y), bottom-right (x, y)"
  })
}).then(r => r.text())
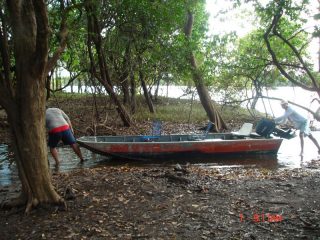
top-left (1, 97), bottom-right (320, 239)
top-left (1, 164), bottom-right (320, 239)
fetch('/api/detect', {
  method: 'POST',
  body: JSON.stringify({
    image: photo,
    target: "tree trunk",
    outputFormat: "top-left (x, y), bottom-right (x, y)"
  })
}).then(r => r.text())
top-left (140, 70), bottom-right (155, 113)
top-left (0, 0), bottom-right (72, 212)
top-left (191, 57), bottom-right (227, 131)
top-left (7, 75), bottom-right (62, 211)
top-left (154, 75), bottom-right (161, 102)
top-left (70, 77), bottom-right (74, 93)
top-left (2, 70), bottom-right (63, 213)
top-left (46, 72), bottom-right (52, 100)
top-left (121, 79), bottom-right (130, 105)
top-left (183, 11), bottom-right (227, 132)
top-left (78, 79), bottom-right (82, 93)
top-left (130, 71), bottom-right (137, 113)
top-left (120, 44), bottom-right (131, 105)
top-left (85, 3), bottom-right (132, 126)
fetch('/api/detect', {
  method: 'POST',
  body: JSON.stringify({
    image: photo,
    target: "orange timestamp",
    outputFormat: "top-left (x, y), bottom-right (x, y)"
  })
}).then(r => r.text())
top-left (239, 211), bottom-right (283, 223)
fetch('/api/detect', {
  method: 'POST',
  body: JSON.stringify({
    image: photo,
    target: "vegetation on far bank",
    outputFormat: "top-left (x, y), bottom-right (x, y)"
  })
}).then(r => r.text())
top-left (47, 92), bottom-right (261, 130)
top-left (0, 92), bottom-right (262, 145)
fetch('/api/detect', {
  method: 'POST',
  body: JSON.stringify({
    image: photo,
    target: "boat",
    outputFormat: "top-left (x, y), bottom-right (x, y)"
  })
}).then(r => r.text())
top-left (77, 132), bottom-right (283, 160)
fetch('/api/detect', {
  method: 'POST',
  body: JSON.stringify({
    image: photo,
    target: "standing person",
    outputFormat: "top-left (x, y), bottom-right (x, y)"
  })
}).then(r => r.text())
top-left (46, 107), bottom-right (84, 166)
top-left (275, 100), bottom-right (320, 156)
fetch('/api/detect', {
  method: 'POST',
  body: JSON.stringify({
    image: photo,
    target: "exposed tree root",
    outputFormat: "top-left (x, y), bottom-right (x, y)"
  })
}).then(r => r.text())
top-left (1, 194), bottom-right (67, 214)
top-left (25, 197), bottom-right (67, 214)
top-left (64, 186), bottom-right (76, 200)
top-left (25, 197), bottom-right (39, 214)
top-left (1, 194), bottom-right (26, 209)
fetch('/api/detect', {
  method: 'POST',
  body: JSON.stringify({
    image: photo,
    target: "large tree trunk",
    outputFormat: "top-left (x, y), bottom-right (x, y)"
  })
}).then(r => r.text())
top-left (184, 11), bottom-right (227, 132)
top-left (190, 56), bottom-right (227, 131)
top-left (7, 75), bottom-right (62, 212)
top-left (0, 0), bottom-right (71, 212)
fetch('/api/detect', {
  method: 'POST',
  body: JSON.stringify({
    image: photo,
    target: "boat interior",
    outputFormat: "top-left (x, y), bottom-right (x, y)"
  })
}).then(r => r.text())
top-left (78, 122), bottom-right (272, 143)
top-left (79, 132), bottom-right (268, 143)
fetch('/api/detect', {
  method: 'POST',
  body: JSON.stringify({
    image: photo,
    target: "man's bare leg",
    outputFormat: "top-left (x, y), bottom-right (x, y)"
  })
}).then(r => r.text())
top-left (71, 143), bottom-right (84, 162)
top-left (50, 147), bottom-right (60, 166)
top-left (299, 133), bottom-right (304, 156)
top-left (308, 134), bottom-right (320, 154)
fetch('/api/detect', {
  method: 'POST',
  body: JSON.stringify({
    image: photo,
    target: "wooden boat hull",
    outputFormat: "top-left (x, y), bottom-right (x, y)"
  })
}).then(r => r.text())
top-left (77, 133), bottom-right (283, 160)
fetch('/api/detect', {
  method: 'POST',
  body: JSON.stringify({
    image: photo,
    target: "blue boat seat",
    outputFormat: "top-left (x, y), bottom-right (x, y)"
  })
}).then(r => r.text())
top-left (140, 136), bottom-right (159, 142)
top-left (152, 120), bottom-right (162, 136)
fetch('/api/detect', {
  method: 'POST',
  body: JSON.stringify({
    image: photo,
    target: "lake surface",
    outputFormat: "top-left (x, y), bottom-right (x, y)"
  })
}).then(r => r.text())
top-left (0, 144), bottom-right (17, 186)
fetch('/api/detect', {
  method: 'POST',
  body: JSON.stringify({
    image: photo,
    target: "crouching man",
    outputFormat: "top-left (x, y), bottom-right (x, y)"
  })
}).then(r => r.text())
top-left (46, 107), bottom-right (84, 166)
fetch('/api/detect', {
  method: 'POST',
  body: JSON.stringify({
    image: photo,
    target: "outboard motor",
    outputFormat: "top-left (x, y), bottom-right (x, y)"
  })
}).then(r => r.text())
top-left (273, 127), bottom-right (296, 139)
top-left (256, 118), bottom-right (296, 139)
top-left (256, 118), bottom-right (276, 138)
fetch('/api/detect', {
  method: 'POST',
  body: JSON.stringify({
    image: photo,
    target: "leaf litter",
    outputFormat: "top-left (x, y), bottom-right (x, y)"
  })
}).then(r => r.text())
top-left (1, 163), bottom-right (320, 239)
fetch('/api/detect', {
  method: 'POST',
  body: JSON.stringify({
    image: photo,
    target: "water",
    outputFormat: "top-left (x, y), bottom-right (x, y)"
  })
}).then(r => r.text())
top-left (0, 146), bottom-right (108, 187)
top-left (0, 145), bottom-right (16, 186)
top-left (48, 147), bottom-right (108, 172)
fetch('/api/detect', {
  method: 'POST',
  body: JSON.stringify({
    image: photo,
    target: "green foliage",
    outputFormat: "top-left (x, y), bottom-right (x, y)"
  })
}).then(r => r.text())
top-left (200, 0), bottom-right (318, 102)
top-left (44, 0), bottom-right (319, 108)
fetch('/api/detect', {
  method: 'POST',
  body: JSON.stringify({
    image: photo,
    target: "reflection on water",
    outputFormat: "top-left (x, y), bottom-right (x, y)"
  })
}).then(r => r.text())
top-left (48, 147), bottom-right (109, 172)
top-left (1, 132), bottom-right (320, 186)
top-left (277, 131), bottom-right (320, 168)
top-left (0, 144), bottom-right (13, 186)
top-left (0, 146), bottom-right (110, 187)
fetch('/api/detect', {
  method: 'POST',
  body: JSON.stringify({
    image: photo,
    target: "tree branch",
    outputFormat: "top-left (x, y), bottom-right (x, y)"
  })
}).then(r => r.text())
top-left (263, 1), bottom-right (319, 94)
top-left (184, 11), bottom-right (193, 38)
top-left (51, 71), bottom-right (82, 92)
top-left (0, 9), bottom-right (11, 84)
top-left (274, 30), bottom-right (319, 89)
top-left (0, 8), bottom-right (14, 108)
top-left (33, 0), bottom-right (49, 73)
top-left (46, 2), bottom-right (84, 74)
top-left (222, 95), bottom-right (318, 118)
